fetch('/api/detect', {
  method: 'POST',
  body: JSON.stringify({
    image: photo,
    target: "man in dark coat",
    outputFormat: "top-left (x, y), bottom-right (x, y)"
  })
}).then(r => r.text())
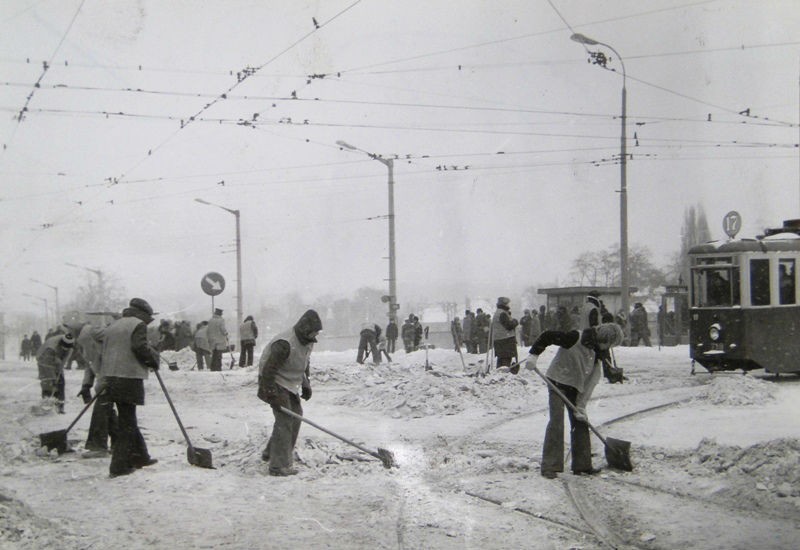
top-left (356, 322), bottom-right (381, 365)
top-left (30, 330), bottom-right (42, 355)
top-left (385, 319), bottom-right (398, 354)
top-left (36, 332), bottom-right (74, 413)
top-left (101, 298), bottom-right (160, 478)
top-left (401, 316), bottom-right (415, 353)
top-left (257, 310), bottom-right (322, 476)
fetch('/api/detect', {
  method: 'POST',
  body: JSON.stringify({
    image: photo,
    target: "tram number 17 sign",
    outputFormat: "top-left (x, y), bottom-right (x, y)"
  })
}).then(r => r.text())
top-left (201, 272), bottom-right (226, 296)
top-left (723, 211), bottom-right (741, 239)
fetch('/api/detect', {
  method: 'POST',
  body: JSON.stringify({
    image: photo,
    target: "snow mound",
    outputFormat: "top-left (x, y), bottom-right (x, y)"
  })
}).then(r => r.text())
top-left (0, 490), bottom-right (82, 549)
top-left (698, 375), bottom-right (776, 406)
top-left (321, 362), bottom-right (540, 417)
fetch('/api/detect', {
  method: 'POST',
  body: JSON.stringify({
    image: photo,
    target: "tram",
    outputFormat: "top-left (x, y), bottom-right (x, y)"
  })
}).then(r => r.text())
top-left (688, 219), bottom-right (800, 374)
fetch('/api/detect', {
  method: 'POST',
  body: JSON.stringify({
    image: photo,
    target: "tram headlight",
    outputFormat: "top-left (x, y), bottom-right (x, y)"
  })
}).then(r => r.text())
top-left (709, 323), bottom-right (722, 341)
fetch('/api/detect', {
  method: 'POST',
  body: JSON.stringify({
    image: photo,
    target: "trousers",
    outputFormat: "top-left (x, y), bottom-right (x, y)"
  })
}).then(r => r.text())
top-left (541, 380), bottom-right (593, 475)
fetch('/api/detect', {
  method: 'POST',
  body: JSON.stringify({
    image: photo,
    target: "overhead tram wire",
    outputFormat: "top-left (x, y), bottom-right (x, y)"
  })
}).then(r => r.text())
top-left (14, 0), bottom-right (365, 258)
top-left (1, 0), bottom-right (86, 160)
top-left (106, 0), bottom-right (363, 185)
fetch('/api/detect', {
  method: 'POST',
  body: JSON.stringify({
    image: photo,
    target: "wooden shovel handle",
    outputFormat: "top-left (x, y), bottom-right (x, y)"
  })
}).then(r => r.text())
top-left (529, 364), bottom-right (608, 445)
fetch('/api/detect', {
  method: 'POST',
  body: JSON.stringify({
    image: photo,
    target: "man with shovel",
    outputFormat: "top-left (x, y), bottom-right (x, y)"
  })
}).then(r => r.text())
top-left (257, 309), bottom-right (322, 477)
top-left (101, 298), bottom-right (160, 478)
top-left (526, 322), bottom-right (624, 479)
top-left (36, 332), bottom-right (75, 414)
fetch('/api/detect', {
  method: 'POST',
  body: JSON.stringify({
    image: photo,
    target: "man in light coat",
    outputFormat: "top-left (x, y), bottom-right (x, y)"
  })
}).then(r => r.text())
top-left (257, 310), bottom-right (322, 476)
top-left (206, 308), bottom-right (229, 371)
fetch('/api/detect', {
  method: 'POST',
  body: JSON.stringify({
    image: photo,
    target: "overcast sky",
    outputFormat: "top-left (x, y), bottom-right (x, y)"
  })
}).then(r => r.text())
top-left (1, 0), bottom-right (799, 322)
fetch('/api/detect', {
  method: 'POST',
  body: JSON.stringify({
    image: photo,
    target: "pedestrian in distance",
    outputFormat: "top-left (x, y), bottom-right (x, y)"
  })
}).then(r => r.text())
top-left (526, 322), bottom-right (624, 479)
top-left (20, 335), bottom-right (32, 361)
top-left (101, 298), bottom-right (160, 478)
top-left (206, 307), bottom-right (229, 371)
top-left (356, 322), bottom-right (381, 365)
top-left (451, 316), bottom-right (464, 351)
top-left (401, 316), bottom-right (415, 353)
top-left (385, 318), bottom-right (398, 354)
top-left (30, 330), bottom-right (42, 356)
top-left (36, 332), bottom-right (75, 413)
top-left (461, 310), bottom-right (475, 353)
top-left (519, 310), bottom-right (533, 347)
top-left (257, 309), bottom-right (322, 476)
top-left (239, 315), bottom-right (259, 368)
top-left (629, 303), bottom-right (652, 347)
top-left (192, 321), bottom-right (211, 370)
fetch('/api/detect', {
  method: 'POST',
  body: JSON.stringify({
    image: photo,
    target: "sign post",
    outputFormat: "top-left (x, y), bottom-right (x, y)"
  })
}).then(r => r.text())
top-left (723, 211), bottom-right (742, 240)
top-left (201, 272), bottom-right (226, 314)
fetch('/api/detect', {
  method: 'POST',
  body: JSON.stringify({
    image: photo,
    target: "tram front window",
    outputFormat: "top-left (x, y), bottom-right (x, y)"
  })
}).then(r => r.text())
top-left (779, 259), bottom-right (795, 305)
top-left (693, 267), bottom-right (739, 307)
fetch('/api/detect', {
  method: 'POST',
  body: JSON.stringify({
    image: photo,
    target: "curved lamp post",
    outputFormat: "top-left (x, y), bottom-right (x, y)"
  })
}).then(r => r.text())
top-left (571, 32), bottom-right (630, 319)
top-left (337, 140), bottom-right (398, 325)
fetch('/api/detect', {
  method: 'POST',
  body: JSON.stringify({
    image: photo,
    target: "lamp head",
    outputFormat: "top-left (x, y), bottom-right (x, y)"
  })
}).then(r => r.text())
top-left (336, 140), bottom-right (357, 150)
top-left (570, 33), bottom-right (599, 46)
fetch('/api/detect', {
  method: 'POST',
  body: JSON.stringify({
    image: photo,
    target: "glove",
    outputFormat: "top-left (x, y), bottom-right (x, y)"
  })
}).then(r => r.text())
top-left (524, 354), bottom-right (539, 371)
top-left (301, 384), bottom-right (312, 401)
top-left (77, 385), bottom-right (92, 404)
top-left (573, 407), bottom-right (588, 423)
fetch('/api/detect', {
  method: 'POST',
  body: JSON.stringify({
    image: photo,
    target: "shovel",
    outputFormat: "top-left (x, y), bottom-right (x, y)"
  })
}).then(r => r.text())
top-left (528, 363), bottom-right (633, 472)
top-left (39, 389), bottom-right (102, 454)
top-left (153, 368), bottom-right (214, 469)
top-left (279, 406), bottom-right (397, 469)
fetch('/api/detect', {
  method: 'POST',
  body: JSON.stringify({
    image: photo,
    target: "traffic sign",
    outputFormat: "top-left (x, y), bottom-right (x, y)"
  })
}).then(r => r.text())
top-left (201, 272), bottom-right (226, 296)
top-left (723, 211), bottom-right (741, 239)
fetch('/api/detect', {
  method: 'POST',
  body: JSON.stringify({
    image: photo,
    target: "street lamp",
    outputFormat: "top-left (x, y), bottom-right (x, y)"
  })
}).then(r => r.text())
top-left (23, 293), bottom-right (50, 330)
top-left (194, 198), bottom-right (243, 340)
top-left (30, 278), bottom-right (59, 325)
top-left (570, 32), bottom-right (630, 319)
top-left (337, 140), bottom-right (399, 326)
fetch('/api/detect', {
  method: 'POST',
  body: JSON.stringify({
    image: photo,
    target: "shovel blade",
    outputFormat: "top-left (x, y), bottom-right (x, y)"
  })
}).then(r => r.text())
top-left (39, 429), bottom-right (68, 454)
top-left (188, 446), bottom-right (214, 469)
top-left (376, 447), bottom-right (397, 469)
top-left (604, 436), bottom-right (633, 472)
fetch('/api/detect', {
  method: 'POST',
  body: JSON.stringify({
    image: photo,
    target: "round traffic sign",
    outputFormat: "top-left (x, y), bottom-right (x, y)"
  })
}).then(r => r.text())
top-left (201, 272), bottom-right (226, 296)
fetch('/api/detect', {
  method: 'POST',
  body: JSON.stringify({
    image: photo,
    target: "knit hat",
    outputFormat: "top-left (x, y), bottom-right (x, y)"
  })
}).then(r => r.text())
top-left (595, 322), bottom-right (624, 347)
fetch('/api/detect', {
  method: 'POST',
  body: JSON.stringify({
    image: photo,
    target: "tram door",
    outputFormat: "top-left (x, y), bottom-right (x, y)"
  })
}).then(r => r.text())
top-left (659, 285), bottom-right (689, 346)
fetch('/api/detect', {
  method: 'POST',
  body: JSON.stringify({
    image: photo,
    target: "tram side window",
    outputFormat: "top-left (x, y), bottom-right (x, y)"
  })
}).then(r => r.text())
top-left (750, 259), bottom-right (771, 306)
top-left (779, 259), bottom-right (796, 305)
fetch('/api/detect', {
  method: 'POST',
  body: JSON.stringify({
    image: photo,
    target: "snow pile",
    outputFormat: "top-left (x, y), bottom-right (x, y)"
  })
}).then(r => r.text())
top-left (697, 375), bottom-right (776, 406)
top-left (682, 438), bottom-right (800, 514)
top-left (0, 490), bottom-right (81, 549)
top-left (160, 347), bottom-right (202, 370)
top-left (321, 361), bottom-right (541, 418)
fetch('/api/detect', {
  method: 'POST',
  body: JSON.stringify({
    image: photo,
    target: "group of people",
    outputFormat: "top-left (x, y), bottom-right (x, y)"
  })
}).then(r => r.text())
top-left (18, 330), bottom-right (42, 361)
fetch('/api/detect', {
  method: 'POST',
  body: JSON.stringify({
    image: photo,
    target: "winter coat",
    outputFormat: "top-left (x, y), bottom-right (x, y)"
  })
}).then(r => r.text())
top-left (385, 321), bottom-right (398, 340)
top-left (530, 329), bottom-right (602, 410)
top-left (101, 313), bottom-right (158, 380)
top-left (401, 321), bottom-right (414, 341)
top-left (492, 307), bottom-right (519, 359)
top-left (579, 297), bottom-right (601, 330)
top-left (258, 310), bottom-right (322, 398)
top-left (462, 315), bottom-right (473, 342)
top-left (30, 332), bottom-right (42, 353)
top-left (240, 319), bottom-right (258, 343)
top-left (36, 335), bottom-right (70, 383)
top-left (207, 313), bottom-right (229, 351)
top-left (194, 326), bottom-right (211, 353)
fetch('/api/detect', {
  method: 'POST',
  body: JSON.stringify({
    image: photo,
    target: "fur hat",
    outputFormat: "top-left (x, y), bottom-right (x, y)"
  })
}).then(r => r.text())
top-left (214, 308), bottom-right (223, 315)
top-left (129, 298), bottom-right (154, 316)
top-left (497, 296), bottom-right (510, 307)
top-left (595, 322), bottom-right (624, 347)
top-left (60, 333), bottom-right (75, 347)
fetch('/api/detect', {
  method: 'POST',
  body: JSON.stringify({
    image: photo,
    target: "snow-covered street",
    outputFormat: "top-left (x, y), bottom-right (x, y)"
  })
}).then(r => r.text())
top-left (1, 344), bottom-right (798, 549)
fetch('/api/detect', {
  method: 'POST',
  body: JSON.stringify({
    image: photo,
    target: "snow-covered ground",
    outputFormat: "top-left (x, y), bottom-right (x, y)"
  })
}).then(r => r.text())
top-left (1, 344), bottom-right (798, 549)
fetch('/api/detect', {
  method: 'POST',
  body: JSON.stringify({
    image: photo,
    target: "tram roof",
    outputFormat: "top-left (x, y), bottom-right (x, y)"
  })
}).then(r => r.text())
top-left (689, 236), bottom-right (800, 255)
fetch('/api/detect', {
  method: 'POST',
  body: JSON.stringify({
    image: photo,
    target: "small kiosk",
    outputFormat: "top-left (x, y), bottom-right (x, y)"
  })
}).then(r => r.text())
top-left (659, 285), bottom-right (689, 346)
